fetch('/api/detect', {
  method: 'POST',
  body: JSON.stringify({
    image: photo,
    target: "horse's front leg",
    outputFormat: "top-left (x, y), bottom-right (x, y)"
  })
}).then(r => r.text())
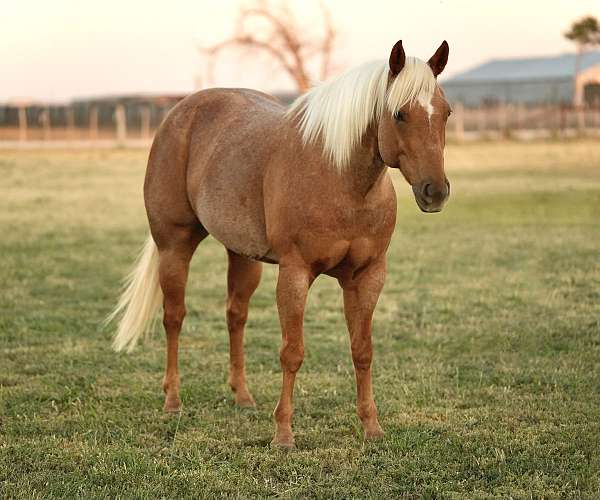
top-left (340, 258), bottom-right (386, 440)
top-left (272, 262), bottom-right (312, 448)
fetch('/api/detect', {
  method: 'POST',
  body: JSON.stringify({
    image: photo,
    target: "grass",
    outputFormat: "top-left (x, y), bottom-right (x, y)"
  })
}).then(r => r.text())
top-left (1, 140), bottom-right (599, 498)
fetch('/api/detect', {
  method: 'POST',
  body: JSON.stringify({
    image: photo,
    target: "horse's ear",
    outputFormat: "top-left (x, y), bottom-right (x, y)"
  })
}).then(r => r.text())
top-left (428, 40), bottom-right (449, 77)
top-left (389, 40), bottom-right (406, 76)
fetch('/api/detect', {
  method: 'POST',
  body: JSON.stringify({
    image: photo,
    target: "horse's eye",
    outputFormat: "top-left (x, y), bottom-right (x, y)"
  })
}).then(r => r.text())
top-left (447, 108), bottom-right (453, 118)
top-left (393, 110), bottom-right (406, 122)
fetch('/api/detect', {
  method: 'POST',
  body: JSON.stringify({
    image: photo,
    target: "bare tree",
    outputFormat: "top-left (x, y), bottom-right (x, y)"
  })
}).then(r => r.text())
top-left (200, 1), bottom-right (336, 92)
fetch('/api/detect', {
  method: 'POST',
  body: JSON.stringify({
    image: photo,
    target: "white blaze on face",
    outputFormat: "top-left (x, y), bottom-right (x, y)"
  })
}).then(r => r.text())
top-left (417, 93), bottom-right (434, 124)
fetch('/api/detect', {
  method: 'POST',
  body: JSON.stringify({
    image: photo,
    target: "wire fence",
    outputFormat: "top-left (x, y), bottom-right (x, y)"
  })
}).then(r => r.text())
top-left (447, 103), bottom-right (600, 140)
top-left (2, 99), bottom-right (600, 146)
top-left (0, 97), bottom-right (183, 145)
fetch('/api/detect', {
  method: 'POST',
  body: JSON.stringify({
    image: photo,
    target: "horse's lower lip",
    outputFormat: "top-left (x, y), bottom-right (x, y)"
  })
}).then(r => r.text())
top-left (415, 197), bottom-right (442, 213)
top-left (418, 205), bottom-right (441, 213)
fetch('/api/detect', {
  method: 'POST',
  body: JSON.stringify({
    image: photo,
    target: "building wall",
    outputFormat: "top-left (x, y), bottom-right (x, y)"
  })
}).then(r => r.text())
top-left (575, 66), bottom-right (600, 105)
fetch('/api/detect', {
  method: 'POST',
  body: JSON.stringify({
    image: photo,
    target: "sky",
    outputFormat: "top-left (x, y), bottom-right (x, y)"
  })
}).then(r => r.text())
top-left (2, 0), bottom-right (598, 102)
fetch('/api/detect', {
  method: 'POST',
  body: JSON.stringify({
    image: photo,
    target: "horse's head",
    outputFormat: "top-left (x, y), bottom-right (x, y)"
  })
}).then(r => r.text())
top-left (378, 40), bottom-right (451, 213)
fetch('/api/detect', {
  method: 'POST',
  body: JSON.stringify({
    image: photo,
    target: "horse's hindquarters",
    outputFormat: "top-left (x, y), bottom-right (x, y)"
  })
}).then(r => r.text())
top-left (192, 176), bottom-right (272, 261)
top-left (176, 89), bottom-right (289, 261)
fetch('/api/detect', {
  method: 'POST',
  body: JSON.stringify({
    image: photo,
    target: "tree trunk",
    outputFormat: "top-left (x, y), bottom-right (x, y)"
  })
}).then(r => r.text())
top-left (573, 45), bottom-right (582, 105)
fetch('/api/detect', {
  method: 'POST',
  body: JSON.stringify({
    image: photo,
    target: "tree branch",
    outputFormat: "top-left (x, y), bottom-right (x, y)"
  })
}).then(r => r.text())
top-left (199, 1), bottom-right (337, 92)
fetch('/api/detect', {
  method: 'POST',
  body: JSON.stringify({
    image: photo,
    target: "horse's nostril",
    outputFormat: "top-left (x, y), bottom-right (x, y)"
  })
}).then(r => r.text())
top-left (422, 181), bottom-right (449, 203)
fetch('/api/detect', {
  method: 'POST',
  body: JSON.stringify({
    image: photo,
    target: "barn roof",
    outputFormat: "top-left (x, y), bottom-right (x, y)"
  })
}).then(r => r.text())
top-left (445, 51), bottom-right (600, 83)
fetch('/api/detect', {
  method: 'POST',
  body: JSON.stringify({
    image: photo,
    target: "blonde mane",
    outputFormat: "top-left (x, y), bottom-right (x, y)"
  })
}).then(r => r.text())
top-left (287, 57), bottom-right (436, 171)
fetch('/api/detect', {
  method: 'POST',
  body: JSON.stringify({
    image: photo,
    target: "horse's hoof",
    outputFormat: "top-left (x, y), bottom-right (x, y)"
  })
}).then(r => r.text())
top-left (271, 434), bottom-right (295, 449)
top-left (164, 405), bottom-right (182, 413)
top-left (235, 394), bottom-right (257, 409)
top-left (163, 397), bottom-right (182, 413)
top-left (364, 427), bottom-right (385, 441)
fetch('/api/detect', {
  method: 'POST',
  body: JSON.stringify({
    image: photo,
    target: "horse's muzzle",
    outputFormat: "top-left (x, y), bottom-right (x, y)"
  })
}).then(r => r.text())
top-left (412, 178), bottom-right (450, 213)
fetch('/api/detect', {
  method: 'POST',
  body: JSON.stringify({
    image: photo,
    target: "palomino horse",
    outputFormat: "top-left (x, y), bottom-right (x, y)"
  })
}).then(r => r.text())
top-left (109, 40), bottom-right (451, 447)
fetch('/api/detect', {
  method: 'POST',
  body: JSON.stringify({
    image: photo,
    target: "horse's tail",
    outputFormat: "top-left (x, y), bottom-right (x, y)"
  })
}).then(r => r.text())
top-left (106, 235), bottom-right (163, 352)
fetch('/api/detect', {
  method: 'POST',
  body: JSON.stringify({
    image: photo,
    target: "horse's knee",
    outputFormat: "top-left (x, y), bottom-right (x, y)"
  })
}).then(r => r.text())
top-left (280, 342), bottom-right (304, 373)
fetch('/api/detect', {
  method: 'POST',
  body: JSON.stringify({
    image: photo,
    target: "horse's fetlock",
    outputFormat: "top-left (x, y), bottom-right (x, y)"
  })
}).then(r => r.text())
top-left (162, 376), bottom-right (179, 395)
top-left (274, 405), bottom-right (293, 423)
top-left (357, 401), bottom-right (376, 421)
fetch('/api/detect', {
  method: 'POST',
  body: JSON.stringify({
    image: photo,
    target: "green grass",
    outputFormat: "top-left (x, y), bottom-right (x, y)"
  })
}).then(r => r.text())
top-left (1, 141), bottom-right (599, 498)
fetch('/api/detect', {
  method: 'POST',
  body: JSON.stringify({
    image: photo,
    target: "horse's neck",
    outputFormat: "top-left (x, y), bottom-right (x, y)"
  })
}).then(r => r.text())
top-left (286, 116), bottom-right (387, 198)
top-left (342, 124), bottom-right (387, 197)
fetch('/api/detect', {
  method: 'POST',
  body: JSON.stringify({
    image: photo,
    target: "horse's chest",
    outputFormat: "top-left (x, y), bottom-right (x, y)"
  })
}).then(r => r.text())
top-left (314, 194), bottom-right (396, 239)
top-left (285, 196), bottom-right (396, 272)
top-left (342, 205), bottom-right (390, 234)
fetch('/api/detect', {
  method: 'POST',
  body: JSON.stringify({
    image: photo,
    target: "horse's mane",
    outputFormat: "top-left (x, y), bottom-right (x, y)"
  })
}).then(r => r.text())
top-left (287, 57), bottom-right (436, 171)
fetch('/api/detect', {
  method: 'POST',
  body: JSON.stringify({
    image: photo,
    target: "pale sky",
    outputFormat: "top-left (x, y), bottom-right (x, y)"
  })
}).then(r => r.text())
top-left (2, 0), bottom-right (598, 102)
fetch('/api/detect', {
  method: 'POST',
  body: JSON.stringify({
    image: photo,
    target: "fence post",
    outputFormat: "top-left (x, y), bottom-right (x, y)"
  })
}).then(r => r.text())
top-left (454, 102), bottom-right (464, 141)
top-left (515, 104), bottom-right (522, 132)
top-left (558, 104), bottom-right (566, 137)
top-left (576, 105), bottom-right (585, 135)
top-left (500, 104), bottom-right (509, 138)
top-left (18, 105), bottom-right (28, 142)
top-left (67, 107), bottom-right (75, 140)
top-left (115, 104), bottom-right (127, 143)
top-left (547, 104), bottom-right (556, 138)
top-left (140, 106), bottom-right (151, 139)
top-left (42, 107), bottom-right (51, 141)
top-left (477, 106), bottom-right (485, 138)
top-left (89, 106), bottom-right (99, 140)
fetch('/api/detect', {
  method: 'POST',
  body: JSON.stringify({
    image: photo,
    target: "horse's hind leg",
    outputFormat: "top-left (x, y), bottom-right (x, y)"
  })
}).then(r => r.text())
top-left (157, 224), bottom-right (207, 412)
top-left (226, 250), bottom-right (262, 407)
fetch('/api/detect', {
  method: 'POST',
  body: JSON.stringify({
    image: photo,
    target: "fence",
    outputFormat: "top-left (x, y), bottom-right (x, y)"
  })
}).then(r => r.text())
top-left (0, 96), bottom-right (184, 144)
top-left (447, 103), bottom-right (600, 140)
top-left (1, 99), bottom-right (600, 145)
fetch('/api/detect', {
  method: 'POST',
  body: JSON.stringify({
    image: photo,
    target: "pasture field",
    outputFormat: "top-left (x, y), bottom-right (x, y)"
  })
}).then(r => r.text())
top-left (1, 141), bottom-right (600, 498)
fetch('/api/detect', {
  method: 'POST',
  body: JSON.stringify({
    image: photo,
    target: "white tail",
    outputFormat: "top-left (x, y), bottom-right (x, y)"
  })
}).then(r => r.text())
top-left (107, 235), bottom-right (163, 352)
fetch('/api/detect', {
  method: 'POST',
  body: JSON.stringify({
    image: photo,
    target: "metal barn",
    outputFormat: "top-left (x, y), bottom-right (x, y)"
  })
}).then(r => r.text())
top-left (442, 51), bottom-right (600, 106)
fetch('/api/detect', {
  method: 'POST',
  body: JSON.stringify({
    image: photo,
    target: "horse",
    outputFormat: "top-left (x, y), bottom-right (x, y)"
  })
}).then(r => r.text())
top-left (108, 39), bottom-right (451, 448)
